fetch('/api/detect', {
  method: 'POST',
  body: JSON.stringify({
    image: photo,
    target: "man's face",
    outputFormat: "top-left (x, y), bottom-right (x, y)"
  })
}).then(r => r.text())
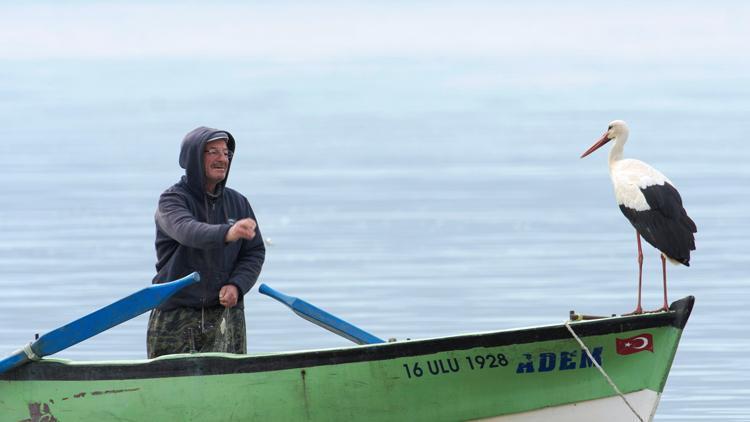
top-left (204, 139), bottom-right (231, 187)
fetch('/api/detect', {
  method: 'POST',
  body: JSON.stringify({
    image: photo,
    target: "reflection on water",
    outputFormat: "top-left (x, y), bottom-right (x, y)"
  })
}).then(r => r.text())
top-left (0, 59), bottom-right (748, 420)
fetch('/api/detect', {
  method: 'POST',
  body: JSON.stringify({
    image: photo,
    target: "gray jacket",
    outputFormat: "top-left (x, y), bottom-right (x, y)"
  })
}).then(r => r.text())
top-left (153, 126), bottom-right (265, 310)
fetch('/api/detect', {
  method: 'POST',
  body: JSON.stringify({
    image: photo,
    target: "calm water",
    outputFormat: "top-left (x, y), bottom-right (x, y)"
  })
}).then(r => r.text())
top-left (0, 56), bottom-right (748, 420)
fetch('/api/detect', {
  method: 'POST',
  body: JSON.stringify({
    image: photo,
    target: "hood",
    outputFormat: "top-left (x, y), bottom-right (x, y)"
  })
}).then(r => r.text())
top-left (179, 126), bottom-right (236, 197)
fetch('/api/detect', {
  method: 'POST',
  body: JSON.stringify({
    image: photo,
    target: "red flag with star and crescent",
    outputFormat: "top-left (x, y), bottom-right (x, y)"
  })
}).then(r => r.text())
top-left (616, 333), bottom-right (654, 355)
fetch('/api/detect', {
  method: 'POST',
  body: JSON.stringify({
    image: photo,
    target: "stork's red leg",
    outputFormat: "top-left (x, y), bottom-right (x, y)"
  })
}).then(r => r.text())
top-left (624, 232), bottom-right (644, 315)
top-left (646, 254), bottom-right (671, 313)
top-left (659, 254), bottom-right (669, 312)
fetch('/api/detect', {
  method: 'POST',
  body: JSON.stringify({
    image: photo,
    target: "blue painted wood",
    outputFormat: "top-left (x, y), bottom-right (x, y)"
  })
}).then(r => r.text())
top-left (0, 352), bottom-right (27, 375)
top-left (0, 272), bottom-right (200, 374)
top-left (259, 283), bottom-right (385, 345)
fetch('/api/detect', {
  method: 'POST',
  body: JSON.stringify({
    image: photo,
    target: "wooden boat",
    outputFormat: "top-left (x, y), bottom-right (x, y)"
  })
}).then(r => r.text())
top-left (0, 296), bottom-right (693, 421)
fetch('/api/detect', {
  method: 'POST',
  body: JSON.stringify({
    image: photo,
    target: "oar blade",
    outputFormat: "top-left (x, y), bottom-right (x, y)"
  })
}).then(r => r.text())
top-left (259, 283), bottom-right (385, 345)
top-left (33, 272), bottom-right (200, 357)
top-left (0, 272), bottom-right (200, 375)
top-left (291, 301), bottom-right (384, 345)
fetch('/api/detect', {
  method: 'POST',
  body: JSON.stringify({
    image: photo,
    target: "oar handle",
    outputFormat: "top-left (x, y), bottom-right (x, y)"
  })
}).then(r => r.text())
top-left (259, 283), bottom-right (385, 345)
top-left (0, 347), bottom-right (33, 375)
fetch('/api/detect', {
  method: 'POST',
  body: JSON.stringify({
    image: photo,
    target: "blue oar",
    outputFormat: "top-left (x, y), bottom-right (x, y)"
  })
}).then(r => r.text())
top-left (0, 272), bottom-right (200, 375)
top-left (259, 283), bottom-right (385, 345)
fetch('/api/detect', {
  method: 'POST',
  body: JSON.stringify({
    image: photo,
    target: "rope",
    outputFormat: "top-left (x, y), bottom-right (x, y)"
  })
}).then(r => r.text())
top-left (564, 320), bottom-right (644, 422)
top-left (22, 343), bottom-right (40, 361)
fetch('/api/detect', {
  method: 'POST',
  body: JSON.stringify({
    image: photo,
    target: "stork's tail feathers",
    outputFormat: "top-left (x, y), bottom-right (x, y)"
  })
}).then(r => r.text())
top-left (664, 253), bottom-right (690, 267)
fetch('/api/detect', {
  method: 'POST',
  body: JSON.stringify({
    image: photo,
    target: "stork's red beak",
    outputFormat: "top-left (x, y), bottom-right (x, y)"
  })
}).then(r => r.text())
top-left (580, 133), bottom-right (611, 158)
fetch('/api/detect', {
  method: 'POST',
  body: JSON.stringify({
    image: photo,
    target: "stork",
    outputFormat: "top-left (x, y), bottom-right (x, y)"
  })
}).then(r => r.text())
top-left (581, 120), bottom-right (696, 314)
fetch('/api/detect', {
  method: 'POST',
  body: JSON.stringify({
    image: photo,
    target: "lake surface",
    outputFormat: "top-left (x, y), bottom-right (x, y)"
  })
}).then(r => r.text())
top-left (0, 56), bottom-right (748, 420)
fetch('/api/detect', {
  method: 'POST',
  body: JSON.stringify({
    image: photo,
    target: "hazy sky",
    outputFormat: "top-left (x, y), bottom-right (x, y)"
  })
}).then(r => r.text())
top-left (1, 2), bottom-right (748, 62)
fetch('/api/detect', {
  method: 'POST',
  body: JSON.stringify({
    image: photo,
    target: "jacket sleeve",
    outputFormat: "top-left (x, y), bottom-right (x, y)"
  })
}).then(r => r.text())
top-left (156, 190), bottom-right (231, 250)
top-left (229, 201), bottom-right (266, 295)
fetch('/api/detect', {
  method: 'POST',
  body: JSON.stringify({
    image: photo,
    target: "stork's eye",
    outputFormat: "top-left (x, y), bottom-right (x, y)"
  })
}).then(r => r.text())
top-left (608, 125), bottom-right (613, 130)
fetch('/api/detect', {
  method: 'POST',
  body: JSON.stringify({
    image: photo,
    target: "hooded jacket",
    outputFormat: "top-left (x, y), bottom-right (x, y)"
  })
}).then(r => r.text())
top-left (153, 126), bottom-right (265, 311)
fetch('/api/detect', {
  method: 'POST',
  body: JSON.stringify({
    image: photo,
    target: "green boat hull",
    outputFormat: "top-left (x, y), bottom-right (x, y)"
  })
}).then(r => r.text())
top-left (0, 297), bottom-right (693, 421)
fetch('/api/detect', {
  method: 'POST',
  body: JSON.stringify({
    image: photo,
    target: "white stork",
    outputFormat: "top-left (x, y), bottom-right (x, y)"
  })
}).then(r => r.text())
top-left (581, 120), bottom-right (696, 314)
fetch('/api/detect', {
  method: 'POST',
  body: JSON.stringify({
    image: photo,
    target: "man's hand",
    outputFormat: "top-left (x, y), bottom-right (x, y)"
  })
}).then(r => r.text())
top-left (225, 218), bottom-right (257, 243)
top-left (219, 284), bottom-right (239, 308)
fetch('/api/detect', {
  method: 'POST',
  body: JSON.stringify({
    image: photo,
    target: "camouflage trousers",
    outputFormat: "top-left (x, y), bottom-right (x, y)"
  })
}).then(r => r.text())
top-left (147, 306), bottom-right (247, 358)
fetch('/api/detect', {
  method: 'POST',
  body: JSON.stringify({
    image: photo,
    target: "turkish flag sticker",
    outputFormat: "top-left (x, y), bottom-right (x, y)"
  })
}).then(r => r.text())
top-left (616, 333), bottom-right (654, 355)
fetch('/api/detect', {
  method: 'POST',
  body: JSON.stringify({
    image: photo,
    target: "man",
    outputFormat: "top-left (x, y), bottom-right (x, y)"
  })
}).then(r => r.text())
top-left (147, 126), bottom-right (265, 358)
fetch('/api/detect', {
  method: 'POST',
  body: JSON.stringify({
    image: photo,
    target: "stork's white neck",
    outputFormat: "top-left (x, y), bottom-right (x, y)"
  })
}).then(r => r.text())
top-left (608, 133), bottom-right (627, 166)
